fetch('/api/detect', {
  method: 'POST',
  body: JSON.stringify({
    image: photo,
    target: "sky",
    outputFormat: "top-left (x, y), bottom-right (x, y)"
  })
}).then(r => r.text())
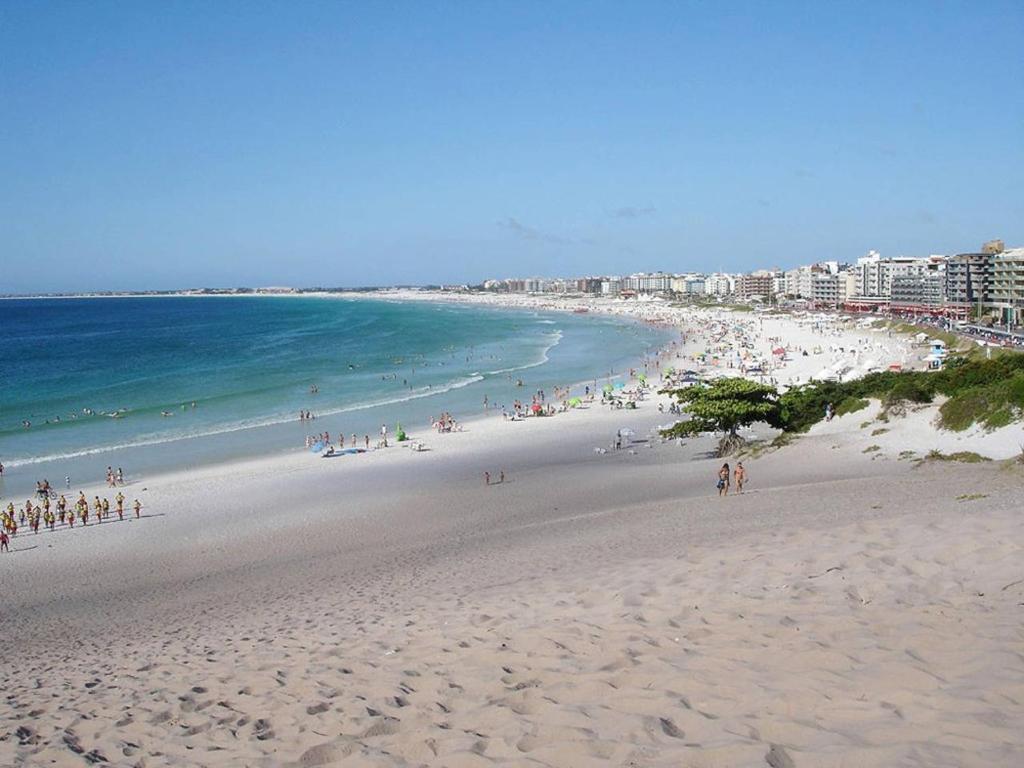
top-left (1, 1), bottom-right (1022, 293)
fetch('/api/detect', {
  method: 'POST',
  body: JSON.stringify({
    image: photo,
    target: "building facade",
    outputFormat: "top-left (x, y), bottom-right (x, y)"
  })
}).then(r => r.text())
top-left (945, 252), bottom-right (993, 312)
top-left (991, 248), bottom-right (1024, 326)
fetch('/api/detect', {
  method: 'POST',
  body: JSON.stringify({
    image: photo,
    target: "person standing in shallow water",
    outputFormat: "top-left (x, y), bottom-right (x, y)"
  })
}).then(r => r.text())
top-left (717, 463), bottom-right (730, 496)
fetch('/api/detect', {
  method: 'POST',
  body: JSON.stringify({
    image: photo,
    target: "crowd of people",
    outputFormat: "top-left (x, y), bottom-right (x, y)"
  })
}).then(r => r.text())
top-left (0, 463), bottom-right (147, 554)
top-left (1, 488), bottom-right (143, 552)
top-left (432, 412), bottom-right (461, 433)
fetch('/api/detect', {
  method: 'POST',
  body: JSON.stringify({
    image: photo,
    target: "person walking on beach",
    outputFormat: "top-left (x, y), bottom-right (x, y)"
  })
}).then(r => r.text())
top-left (0, 530), bottom-right (8, 553)
top-left (484, 471), bottom-right (490, 486)
top-left (717, 463), bottom-right (730, 496)
top-left (133, 499), bottom-right (142, 519)
top-left (734, 462), bottom-right (746, 494)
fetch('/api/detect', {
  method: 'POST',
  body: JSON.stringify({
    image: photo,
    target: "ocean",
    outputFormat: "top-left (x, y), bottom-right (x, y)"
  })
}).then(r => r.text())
top-left (0, 296), bottom-right (672, 494)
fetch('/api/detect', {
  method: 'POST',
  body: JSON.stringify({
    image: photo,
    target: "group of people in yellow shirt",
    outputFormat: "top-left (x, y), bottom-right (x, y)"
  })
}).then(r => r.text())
top-left (2, 490), bottom-right (142, 540)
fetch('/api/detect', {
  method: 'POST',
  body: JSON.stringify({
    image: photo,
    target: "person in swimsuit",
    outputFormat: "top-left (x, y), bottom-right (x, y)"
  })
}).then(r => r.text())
top-left (133, 499), bottom-right (142, 519)
top-left (717, 463), bottom-right (730, 496)
top-left (734, 462), bottom-right (746, 494)
top-left (0, 530), bottom-right (8, 553)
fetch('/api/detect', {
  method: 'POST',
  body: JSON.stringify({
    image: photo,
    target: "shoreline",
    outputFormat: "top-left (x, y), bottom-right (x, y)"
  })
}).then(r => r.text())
top-left (0, 296), bottom-right (673, 493)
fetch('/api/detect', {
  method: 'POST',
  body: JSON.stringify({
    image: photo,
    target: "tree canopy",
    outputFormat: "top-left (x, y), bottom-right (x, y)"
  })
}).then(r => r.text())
top-left (661, 378), bottom-right (780, 453)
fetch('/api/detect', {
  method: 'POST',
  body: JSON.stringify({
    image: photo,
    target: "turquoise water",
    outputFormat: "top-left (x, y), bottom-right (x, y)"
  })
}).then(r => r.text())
top-left (0, 296), bottom-right (671, 493)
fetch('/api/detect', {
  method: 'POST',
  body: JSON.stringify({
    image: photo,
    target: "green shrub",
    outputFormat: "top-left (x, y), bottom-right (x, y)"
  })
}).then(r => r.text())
top-left (926, 450), bottom-right (990, 463)
top-left (938, 371), bottom-right (1024, 432)
top-left (882, 377), bottom-right (934, 407)
top-left (835, 397), bottom-right (869, 417)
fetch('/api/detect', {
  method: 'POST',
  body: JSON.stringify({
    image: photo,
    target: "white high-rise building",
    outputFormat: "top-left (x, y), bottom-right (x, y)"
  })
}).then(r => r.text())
top-left (704, 273), bottom-right (735, 296)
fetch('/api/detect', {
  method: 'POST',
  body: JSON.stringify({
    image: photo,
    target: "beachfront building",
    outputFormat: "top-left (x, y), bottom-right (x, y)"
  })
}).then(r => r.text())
top-left (890, 273), bottom-right (945, 315)
top-left (670, 274), bottom-right (706, 295)
top-left (945, 252), bottom-right (994, 318)
top-left (735, 270), bottom-right (775, 301)
top-left (600, 278), bottom-right (623, 296)
top-left (783, 267), bottom-right (803, 298)
top-left (851, 252), bottom-right (945, 299)
top-left (990, 247), bottom-right (1024, 327)
top-left (784, 262), bottom-right (844, 300)
top-left (704, 273), bottom-right (735, 297)
top-left (809, 272), bottom-right (848, 308)
top-left (623, 272), bottom-right (673, 295)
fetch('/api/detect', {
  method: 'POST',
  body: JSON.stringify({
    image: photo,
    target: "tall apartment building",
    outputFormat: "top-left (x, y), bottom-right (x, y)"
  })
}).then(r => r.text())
top-left (945, 252), bottom-right (993, 312)
top-left (600, 278), bottom-right (622, 295)
top-left (853, 252), bottom-right (940, 298)
top-left (622, 272), bottom-right (673, 294)
top-left (670, 274), bottom-right (706, 295)
top-left (991, 247), bottom-right (1024, 326)
top-left (810, 272), bottom-right (848, 307)
top-left (704, 273), bottom-right (735, 296)
top-left (890, 274), bottom-right (945, 308)
top-left (735, 271), bottom-right (775, 300)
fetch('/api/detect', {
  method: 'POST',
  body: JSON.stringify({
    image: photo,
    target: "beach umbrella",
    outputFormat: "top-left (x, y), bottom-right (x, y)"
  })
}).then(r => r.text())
top-left (568, 397), bottom-right (582, 407)
top-left (614, 382), bottom-right (625, 389)
top-left (531, 403), bottom-right (542, 414)
top-left (602, 383), bottom-right (614, 393)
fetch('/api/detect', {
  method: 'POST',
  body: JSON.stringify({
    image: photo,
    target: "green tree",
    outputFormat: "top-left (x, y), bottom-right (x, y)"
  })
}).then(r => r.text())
top-left (661, 378), bottom-right (780, 456)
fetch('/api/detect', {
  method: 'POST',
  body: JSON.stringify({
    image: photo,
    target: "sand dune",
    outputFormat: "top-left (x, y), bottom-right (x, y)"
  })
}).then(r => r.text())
top-left (3, 440), bottom-right (1022, 766)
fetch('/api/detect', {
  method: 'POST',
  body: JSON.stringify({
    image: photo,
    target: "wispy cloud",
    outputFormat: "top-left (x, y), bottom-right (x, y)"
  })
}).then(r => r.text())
top-left (609, 206), bottom-right (656, 219)
top-left (497, 217), bottom-right (580, 246)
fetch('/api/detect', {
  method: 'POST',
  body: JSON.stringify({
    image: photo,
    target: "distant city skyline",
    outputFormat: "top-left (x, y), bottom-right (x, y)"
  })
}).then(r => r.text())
top-left (2, 1), bottom-right (1022, 294)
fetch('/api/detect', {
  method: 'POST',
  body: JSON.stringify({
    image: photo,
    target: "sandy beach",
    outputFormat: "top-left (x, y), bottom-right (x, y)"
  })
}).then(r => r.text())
top-left (2, 304), bottom-right (1022, 767)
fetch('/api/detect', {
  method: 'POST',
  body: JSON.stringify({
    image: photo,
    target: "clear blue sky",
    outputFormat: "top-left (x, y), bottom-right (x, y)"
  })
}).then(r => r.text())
top-left (2, 1), bottom-right (1022, 292)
